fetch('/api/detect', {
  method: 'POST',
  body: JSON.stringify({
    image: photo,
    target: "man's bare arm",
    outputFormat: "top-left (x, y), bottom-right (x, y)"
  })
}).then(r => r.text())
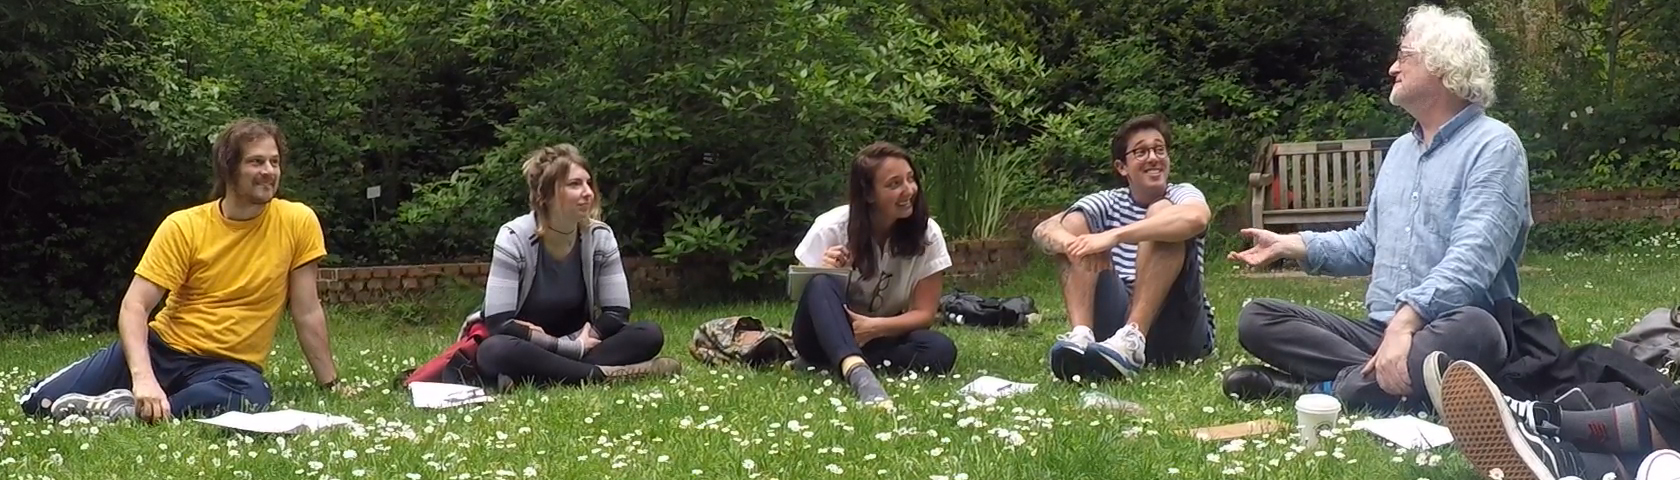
top-left (288, 261), bottom-right (339, 386)
top-left (1032, 211), bottom-right (1089, 255)
top-left (1110, 200), bottom-right (1211, 244)
top-left (118, 277), bottom-right (167, 382)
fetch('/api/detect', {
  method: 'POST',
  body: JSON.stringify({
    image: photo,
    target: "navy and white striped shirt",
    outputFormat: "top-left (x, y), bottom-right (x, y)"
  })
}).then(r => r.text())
top-left (1067, 184), bottom-right (1215, 325)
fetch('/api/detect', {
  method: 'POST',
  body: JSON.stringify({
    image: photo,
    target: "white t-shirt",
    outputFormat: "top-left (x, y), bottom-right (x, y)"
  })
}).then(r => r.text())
top-left (794, 205), bottom-right (952, 317)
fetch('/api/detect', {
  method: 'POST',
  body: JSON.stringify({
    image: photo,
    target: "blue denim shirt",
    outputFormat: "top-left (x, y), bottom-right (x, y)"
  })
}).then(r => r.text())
top-left (1300, 104), bottom-right (1532, 325)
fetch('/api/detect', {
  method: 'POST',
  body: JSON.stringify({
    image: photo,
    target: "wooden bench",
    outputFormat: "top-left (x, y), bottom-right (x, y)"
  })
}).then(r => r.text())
top-left (1247, 136), bottom-right (1396, 231)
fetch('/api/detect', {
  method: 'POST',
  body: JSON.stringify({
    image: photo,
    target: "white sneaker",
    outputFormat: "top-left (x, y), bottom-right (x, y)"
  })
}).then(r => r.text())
top-left (1047, 328), bottom-right (1096, 382)
top-left (1084, 324), bottom-right (1146, 381)
top-left (1637, 449), bottom-right (1680, 480)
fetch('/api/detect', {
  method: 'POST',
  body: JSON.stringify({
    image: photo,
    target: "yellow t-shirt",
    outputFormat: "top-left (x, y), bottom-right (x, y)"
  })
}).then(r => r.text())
top-left (134, 199), bottom-right (327, 370)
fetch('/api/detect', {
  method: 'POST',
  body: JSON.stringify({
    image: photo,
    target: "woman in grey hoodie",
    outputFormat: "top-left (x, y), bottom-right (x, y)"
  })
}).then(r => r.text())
top-left (473, 144), bottom-right (681, 388)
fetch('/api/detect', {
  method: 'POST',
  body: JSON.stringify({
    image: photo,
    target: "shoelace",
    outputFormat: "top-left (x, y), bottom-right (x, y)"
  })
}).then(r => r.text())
top-left (1504, 397), bottom-right (1562, 441)
top-left (1056, 331), bottom-right (1092, 344)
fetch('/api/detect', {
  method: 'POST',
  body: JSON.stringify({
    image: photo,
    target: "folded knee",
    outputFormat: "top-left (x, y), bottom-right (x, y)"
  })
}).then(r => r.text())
top-left (624, 322), bottom-right (666, 350)
top-left (476, 334), bottom-right (524, 369)
top-left (911, 331), bottom-right (958, 374)
top-left (804, 274), bottom-right (846, 295)
top-left (1235, 299), bottom-right (1290, 340)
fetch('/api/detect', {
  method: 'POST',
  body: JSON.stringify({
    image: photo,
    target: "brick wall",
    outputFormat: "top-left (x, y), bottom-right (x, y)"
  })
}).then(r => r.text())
top-left (320, 238), bottom-right (1033, 304)
top-left (1532, 189), bottom-right (1680, 224)
top-left (319, 263), bottom-right (489, 305)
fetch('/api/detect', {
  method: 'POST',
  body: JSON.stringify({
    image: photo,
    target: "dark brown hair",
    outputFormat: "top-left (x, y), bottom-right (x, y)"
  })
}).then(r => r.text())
top-left (846, 141), bottom-right (929, 280)
top-left (1109, 113), bottom-right (1173, 165)
top-left (209, 118), bottom-right (287, 199)
top-left (522, 143), bottom-right (600, 233)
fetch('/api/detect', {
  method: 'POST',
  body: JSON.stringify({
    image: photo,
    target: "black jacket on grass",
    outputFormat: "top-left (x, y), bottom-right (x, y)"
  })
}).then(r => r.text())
top-left (1492, 299), bottom-right (1674, 407)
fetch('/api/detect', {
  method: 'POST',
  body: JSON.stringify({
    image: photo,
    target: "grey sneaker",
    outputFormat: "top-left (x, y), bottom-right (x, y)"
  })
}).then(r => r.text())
top-left (599, 357), bottom-right (683, 382)
top-left (49, 389), bottom-right (138, 421)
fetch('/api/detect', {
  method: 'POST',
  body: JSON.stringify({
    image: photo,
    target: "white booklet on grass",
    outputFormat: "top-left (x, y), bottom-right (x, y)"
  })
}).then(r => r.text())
top-left (786, 265), bottom-right (852, 301)
top-left (957, 375), bottom-right (1038, 399)
top-left (195, 409), bottom-right (357, 435)
top-left (409, 381), bottom-right (494, 409)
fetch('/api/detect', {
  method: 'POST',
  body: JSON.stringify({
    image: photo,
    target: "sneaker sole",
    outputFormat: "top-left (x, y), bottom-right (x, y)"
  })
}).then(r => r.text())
top-left (49, 389), bottom-right (136, 420)
top-left (1083, 344), bottom-right (1140, 382)
top-left (1422, 351), bottom-right (1448, 414)
top-left (1438, 362), bottom-right (1557, 480)
top-left (1637, 449), bottom-right (1680, 480)
top-left (1047, 342), bottom-right (1087, 382)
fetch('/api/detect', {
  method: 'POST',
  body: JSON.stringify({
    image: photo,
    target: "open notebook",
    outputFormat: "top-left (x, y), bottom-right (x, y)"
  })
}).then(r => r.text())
top-left (786, 265), bottom-right (851, 301)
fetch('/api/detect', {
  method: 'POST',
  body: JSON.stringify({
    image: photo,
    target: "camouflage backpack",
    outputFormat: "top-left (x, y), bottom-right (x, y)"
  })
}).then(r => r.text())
top-left (690, 316), bottom-right (800, 368)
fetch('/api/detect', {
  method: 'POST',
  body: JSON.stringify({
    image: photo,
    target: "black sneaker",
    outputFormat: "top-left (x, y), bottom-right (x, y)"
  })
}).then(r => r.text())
top-left (1220, 364), bottom-right (1309, 401)
top-left (49, 389), bottom-right (138, 422)
top-left (1501, 395), bottom-right (1565, 438)
top-left (1438, 361), bottom-right (1595, 480)
top-left (1421, 351), bottom-right (1452, 414)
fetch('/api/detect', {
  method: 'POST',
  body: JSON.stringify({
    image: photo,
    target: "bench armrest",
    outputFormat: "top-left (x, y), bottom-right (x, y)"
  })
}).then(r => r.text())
top-left (1247, 172), bottom-right (1273, 189)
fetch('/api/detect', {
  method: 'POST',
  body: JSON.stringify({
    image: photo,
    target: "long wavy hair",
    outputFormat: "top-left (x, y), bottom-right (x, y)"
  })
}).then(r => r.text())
top-left (521, 144), bottom-right (601, 235)
top-left (846, 141), bottom-right (930, 280)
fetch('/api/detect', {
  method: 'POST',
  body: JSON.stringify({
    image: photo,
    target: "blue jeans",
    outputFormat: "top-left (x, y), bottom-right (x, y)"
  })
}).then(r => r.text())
top-left (17, 330), bottom-right (272, 419)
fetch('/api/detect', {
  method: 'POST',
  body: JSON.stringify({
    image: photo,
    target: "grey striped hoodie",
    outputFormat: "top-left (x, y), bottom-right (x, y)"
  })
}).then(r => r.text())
top-left (465, 212), bottom-right (632, 358)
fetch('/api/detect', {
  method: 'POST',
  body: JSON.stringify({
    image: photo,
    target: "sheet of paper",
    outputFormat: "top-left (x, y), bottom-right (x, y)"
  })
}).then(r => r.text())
top-left (410, 381), bottom-right (494, 409)
top-left (787, 265), bottom-right (851, 300)
top-left (194, 409), bottom-right (356, 435)
top-left (1352, 416), bottom-right (1454, 449)
top-left (957, 375), bottom-right (1037, 399)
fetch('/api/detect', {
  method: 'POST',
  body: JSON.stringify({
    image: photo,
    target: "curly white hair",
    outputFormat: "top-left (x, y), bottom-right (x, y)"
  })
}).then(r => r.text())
top-left (1402, 4), bottom-right (1498, 107)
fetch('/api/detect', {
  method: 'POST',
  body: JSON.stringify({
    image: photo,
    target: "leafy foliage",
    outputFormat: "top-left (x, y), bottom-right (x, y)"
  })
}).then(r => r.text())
top-left (2, 0), bottom-right (1675, 329)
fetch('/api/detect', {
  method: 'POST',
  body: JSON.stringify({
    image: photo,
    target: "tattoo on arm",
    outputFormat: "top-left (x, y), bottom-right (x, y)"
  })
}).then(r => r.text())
top-left (1033, 215), bottom-right (1068, 255)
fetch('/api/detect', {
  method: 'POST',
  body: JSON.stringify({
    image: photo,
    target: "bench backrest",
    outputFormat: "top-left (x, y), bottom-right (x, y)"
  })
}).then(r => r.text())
top-left (1258, 137), bottom-right (1396, 211)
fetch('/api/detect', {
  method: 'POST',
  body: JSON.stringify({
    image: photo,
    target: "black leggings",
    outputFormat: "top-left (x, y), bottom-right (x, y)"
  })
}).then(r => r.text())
top-left (791, 274), bottom-right (958, 376)
top-left (476, 321), bottom-right (664, 387)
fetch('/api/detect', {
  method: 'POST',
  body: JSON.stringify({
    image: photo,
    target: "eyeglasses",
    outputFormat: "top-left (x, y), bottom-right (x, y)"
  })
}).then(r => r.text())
top-left (1126, 146), bottom-right (1167, 160)
top-left (1396, 47), bottom-right (1420, 63)
top-left (867, 273), bottom-right (895, 313)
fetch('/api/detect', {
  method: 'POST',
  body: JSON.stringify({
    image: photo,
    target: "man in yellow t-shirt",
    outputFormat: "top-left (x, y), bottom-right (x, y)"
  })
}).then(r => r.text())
top-left (16, 118), bottom-right (348, 423)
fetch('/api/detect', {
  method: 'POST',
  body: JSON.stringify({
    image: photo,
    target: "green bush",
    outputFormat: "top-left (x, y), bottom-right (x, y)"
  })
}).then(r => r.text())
top-left (5, 0), bottom-right (1676, 330)
top-left (1528, 220), bottom-right (1680, 254)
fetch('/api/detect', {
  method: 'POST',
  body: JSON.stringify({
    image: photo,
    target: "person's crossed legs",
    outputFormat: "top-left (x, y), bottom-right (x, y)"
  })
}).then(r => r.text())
top-left (790, 274), bottom-right (959, 409)
top-left (1048, 201), bottom-right (1212, 383)
top-left (1228, 299), bottom-right (1508, 413)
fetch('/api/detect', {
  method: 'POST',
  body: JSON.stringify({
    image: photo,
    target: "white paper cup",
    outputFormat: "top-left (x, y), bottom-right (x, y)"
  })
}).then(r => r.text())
top-left (1295, 393), bottom-right (1341, 450)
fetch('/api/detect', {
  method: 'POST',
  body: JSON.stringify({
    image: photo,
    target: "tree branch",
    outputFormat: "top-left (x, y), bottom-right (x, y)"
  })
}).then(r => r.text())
top-left (603, 0), bottom-right (658, 37)
top-left (1617, 1), bottom-right (1664, 39)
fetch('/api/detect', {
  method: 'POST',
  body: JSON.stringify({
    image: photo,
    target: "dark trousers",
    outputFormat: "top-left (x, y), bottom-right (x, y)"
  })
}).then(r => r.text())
top-left (476, 321), bottom-right (664, 387)
top-left (1641, 385), bottom-right (1680, 449)
top-left (17, 330), bottom-right (271, 419)
top-left (1236, 298), bottom-right (1509, 412)
top-left (791, 275), bottom-right (958, 376)
top-left (1089, 264), bottom-right (1214, 366)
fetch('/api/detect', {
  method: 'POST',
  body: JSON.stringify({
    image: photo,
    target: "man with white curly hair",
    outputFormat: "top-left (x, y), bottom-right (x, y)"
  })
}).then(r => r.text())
top-left (1220, 4), bottom-right (1532, 415)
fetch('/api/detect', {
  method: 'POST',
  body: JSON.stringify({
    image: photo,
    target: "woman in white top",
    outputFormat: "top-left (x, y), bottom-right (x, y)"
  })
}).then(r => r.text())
top-left (792, 141), bottom-right (957, 409)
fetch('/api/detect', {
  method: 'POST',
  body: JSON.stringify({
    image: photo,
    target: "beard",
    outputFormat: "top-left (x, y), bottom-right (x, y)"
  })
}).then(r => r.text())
top-left (237, 182), bottom-right (276, 204)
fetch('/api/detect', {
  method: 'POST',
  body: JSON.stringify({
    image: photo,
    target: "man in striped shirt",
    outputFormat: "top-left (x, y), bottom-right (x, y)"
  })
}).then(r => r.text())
top-left (1031, 113), bottom-right (1216, 383)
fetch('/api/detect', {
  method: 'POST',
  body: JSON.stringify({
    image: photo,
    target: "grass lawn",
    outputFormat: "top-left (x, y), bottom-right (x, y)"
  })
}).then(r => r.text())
top-left (3, 250), bottom-right (1678, 480)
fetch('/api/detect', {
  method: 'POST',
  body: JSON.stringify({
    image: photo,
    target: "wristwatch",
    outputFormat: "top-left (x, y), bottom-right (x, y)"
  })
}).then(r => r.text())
top-left (319, 378), bottom-right (340, 390)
